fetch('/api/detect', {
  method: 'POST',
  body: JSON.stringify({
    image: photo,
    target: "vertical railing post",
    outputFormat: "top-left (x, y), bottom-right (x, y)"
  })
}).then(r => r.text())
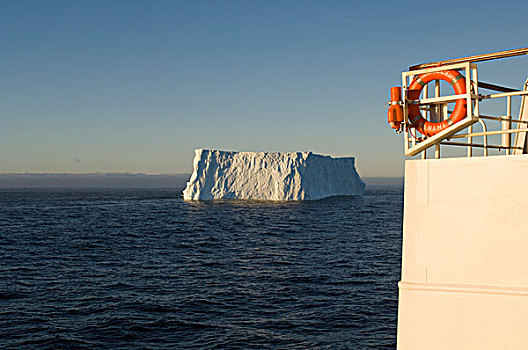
top-left (503, 96), bottom-right (512, 155)
top-left (433, 79), bottom-right (441, 159)
top-left (466, 64), bottom-right (479, 158)
top-left (467, 125), bottom-right (473, 157)
top-left (403, 74), bottom-right (411, 155)
top-left (435, 80), bottom-right (441, 121)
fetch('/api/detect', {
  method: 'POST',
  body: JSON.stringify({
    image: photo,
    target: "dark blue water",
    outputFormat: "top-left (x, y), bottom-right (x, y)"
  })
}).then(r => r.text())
top-left (1, 186), bottom-right (403, 349)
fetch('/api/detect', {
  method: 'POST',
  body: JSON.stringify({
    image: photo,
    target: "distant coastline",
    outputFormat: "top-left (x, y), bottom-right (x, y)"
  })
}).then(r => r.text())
top-left (362, 177), bottom-right (404, 186)
top-left (0, 173), bottom-right (191, 189)
top-left (0, 173), bottom-right (403, 189)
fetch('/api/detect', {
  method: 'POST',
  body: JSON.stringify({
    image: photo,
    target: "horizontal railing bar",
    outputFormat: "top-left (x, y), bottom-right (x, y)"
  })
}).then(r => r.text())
top-left (409, 47), bottom-right (528, 70)
top-left (450, 128), bottom-right (528, 139)
top-left (409, 89), bottom-right (525, 106)
top-left (440, 141), bottom-right (522, 150)
top-left (408, 94), bottom-right (468, 105)
top-left (444, 112), bottom-right (528, 125)
top-left (403, 62), bottom-right (469, 77)
top-left (477, 115), bottom-right (528, 124)
top-left (478, 81), bottom-right (518, 93)
top-left (481, 90), bottom-right (528, 99)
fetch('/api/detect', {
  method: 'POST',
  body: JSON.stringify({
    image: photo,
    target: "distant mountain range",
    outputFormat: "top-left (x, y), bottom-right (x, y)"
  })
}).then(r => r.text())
top-left (0, 173), bottom-right (403, 189)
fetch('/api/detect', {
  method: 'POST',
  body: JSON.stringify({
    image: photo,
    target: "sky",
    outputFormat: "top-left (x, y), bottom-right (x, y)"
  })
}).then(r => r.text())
top-left (1, 0), bottom-right (527, 177)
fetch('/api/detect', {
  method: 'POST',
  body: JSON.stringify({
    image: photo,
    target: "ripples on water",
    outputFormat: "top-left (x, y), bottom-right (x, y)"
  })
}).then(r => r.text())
top-left (1, 186), bottom-right (403, 349)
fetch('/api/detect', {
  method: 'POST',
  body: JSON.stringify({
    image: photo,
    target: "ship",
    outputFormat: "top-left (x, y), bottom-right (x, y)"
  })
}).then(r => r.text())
top-left (387, 48), bottom-right (528, 349)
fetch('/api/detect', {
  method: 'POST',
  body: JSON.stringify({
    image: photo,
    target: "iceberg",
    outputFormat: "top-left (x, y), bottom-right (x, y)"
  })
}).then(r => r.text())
top-left (183, 149), bottom-right (365, 200)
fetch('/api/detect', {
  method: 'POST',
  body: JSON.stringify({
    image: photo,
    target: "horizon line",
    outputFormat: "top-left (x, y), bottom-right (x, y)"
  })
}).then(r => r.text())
top-left (0, 173), bottom-right (403, 178)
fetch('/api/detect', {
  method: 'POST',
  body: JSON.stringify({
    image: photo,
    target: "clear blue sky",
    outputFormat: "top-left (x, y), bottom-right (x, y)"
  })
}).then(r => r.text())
top-left (1, 0), bottom-right (527, 176)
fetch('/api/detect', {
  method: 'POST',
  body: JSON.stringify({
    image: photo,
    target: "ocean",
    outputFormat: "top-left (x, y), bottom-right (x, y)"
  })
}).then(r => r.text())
top-left (1, 186), bottom-right (403, 349)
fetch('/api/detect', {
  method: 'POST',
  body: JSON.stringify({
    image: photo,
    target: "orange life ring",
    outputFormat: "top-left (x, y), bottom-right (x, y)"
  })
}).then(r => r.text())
top-left (408, 70), bottom-right (467, 137)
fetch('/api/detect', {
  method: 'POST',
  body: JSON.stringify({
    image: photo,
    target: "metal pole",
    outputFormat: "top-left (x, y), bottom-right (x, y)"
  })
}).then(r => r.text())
top-left (468, 125), bottom-right (473, 157)
top-left (503, 96), bottom-right (512, 154)
top-left (433, 80), bottom-right (441, 122)
top-left (434, 81), bottom-right (441, 159)
top-left (410, 47), bottom-right (528, 71)
top-left (451, 127), bottom-right (528, 139)
top-left (441, 141), bottom-right (523, 150)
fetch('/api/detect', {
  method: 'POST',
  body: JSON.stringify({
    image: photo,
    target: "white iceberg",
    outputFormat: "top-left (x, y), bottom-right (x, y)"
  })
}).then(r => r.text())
top-left (183, 149), bottom-right (365, 200)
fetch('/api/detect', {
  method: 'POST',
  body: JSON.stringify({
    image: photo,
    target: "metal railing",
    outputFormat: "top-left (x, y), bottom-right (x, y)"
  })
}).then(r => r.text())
top-left (400, 48), bottom-right (528, 158)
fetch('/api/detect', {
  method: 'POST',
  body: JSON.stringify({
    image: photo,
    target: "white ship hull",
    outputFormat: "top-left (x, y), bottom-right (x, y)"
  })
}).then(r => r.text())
top-left (397, 155), bottom-right (528, 349)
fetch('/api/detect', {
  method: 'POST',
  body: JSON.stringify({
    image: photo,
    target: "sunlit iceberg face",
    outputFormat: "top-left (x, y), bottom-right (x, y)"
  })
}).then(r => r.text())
top-left (183, 149), bottom-right (365, 201)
